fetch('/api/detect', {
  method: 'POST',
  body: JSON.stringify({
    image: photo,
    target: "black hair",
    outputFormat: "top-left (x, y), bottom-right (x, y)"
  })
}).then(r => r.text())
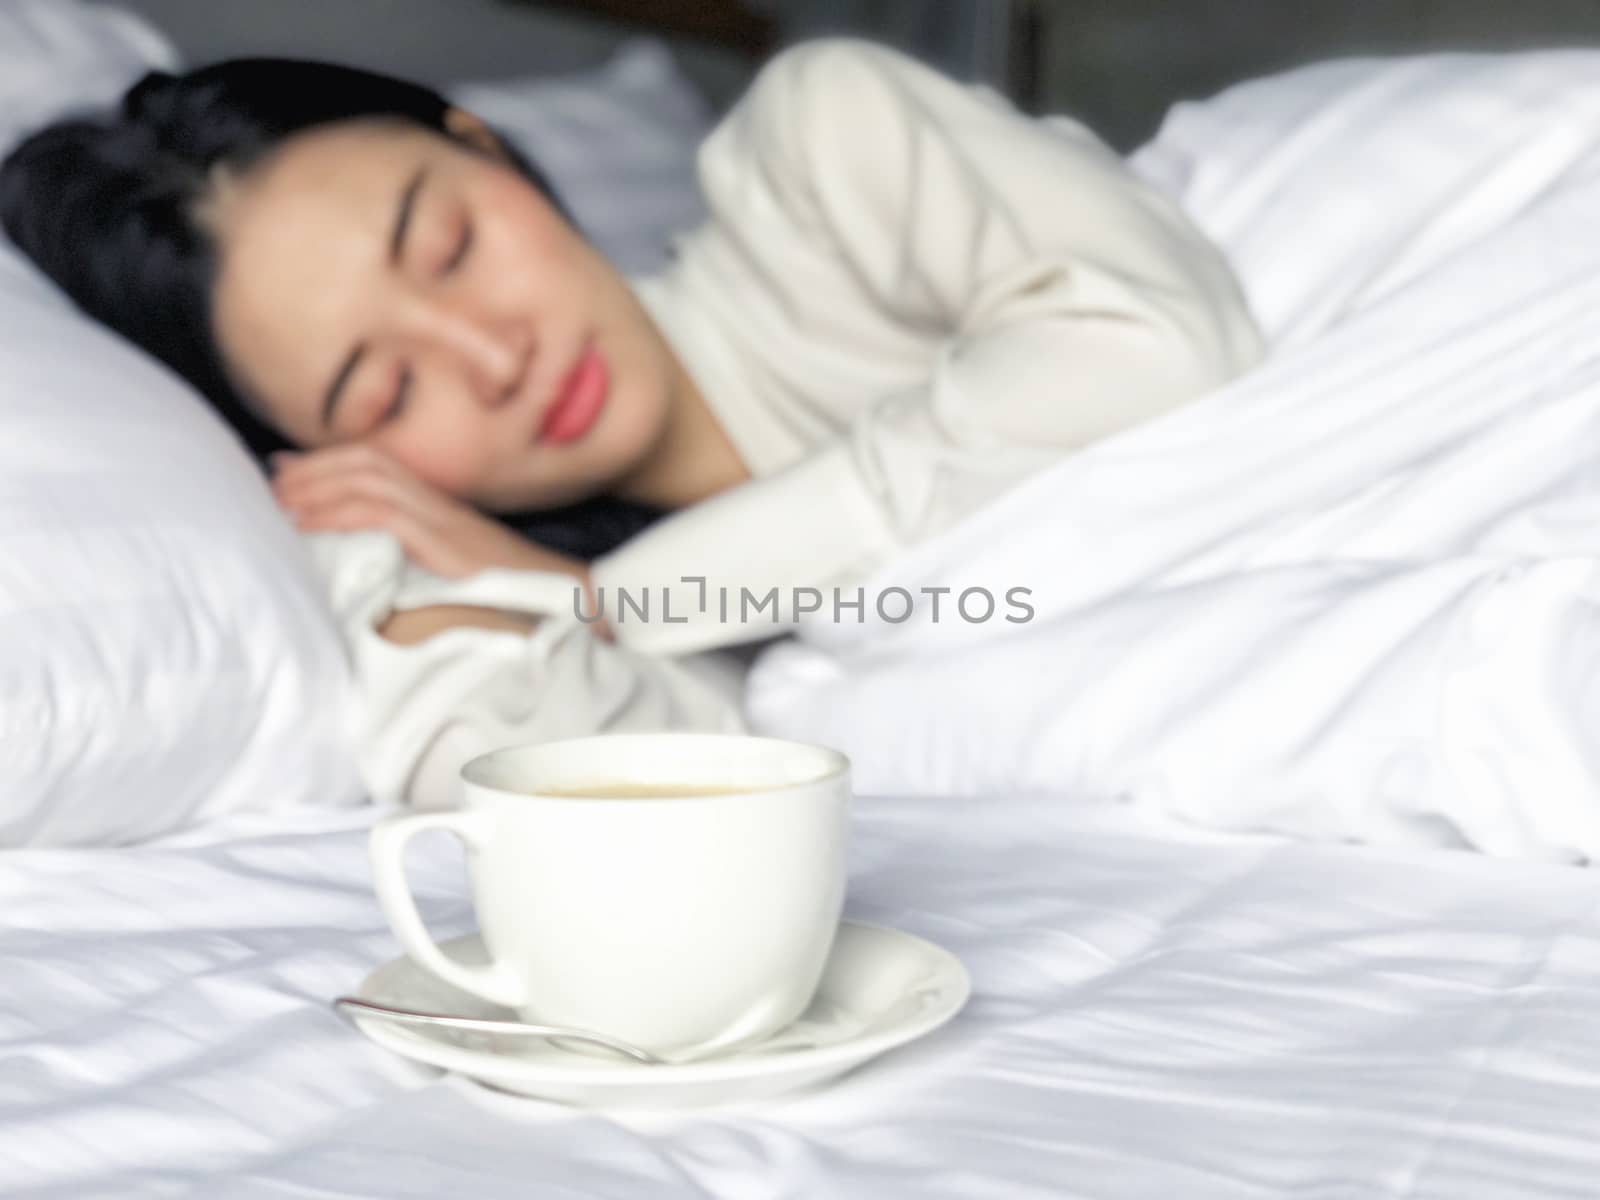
top-left (0, 57), bottom-right (668, 562)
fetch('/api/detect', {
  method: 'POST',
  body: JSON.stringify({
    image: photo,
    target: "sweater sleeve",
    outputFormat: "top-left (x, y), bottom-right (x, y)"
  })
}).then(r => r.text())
top-left (589, 38), bottom-right (1266, 657)
top-left (297, 529), bottom-right (749, 811)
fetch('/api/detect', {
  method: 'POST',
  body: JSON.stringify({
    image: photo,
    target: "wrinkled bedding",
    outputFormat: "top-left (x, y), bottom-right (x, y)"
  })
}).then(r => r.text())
top-left (5, 796), bottom-right (1600, 1198)
top-left (746, 51), bottom-right (1600, 864)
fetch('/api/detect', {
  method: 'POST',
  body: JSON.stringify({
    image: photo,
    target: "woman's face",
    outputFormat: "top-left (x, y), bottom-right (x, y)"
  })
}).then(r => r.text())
top-left (201, 112), bottom-right (677, 512)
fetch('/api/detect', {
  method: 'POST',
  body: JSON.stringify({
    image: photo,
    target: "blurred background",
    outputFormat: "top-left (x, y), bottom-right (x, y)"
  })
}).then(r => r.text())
top-left (110, 0), bottom-right (1600, 151)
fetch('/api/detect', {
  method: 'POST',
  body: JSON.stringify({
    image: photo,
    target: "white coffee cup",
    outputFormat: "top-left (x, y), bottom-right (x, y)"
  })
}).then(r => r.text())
top-left (369, 732), bottom-right (850, 1063)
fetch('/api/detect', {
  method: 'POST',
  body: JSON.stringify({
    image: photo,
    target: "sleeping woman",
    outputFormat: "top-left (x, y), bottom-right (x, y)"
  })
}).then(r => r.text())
top-left (0, 37), bottom-right (1265, 804)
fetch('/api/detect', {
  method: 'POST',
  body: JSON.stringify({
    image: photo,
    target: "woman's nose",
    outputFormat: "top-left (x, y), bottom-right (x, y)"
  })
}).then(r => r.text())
top-left (407, 301), bottom-right (533, 408)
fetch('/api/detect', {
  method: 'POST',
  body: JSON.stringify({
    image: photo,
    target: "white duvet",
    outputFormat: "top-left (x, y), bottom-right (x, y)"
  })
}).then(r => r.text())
top-left (745, 51), bottom-right (1600, 865)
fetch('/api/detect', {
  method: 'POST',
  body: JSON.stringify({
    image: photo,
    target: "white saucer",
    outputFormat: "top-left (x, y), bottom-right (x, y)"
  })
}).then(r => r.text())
top-left (346, 920), bottom-right (970, 1110)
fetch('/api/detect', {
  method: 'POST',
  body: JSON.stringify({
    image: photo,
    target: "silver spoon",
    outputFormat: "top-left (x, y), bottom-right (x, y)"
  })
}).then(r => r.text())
top-left (333, 996), bottom-right (666, 1064)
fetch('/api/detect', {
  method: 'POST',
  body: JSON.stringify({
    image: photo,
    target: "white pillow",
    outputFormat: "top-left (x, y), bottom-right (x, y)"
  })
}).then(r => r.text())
top-left (1125, 49), bottom-right (1600, 350)
top-left (0, 1), bottom-right (366, 845)
top-left (0, 1), bottom-right (177, 150)
top-left (449, 39), bottom-right (715, 276)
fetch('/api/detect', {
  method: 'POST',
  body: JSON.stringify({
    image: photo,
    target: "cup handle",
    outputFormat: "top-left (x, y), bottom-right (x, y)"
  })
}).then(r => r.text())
top-left (368, 811), bottom-right (526, 1009)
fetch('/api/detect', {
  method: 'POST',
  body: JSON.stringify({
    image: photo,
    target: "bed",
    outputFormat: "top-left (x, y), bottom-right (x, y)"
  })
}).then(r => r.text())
top-left (9, 795), bottom-right (1600, 1198)
top-left (7, 2), bottom-right (1600, 1197)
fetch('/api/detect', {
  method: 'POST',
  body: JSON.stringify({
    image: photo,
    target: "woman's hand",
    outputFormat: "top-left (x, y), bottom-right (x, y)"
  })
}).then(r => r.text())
top-left (270, 444), bottom-right (616, 642)
top-left (270, 443), bottom-right (573, 578)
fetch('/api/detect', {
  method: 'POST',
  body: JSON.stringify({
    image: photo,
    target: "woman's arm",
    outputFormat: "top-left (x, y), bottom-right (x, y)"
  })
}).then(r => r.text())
top-left (588, 38), bottom-right (1265, 658)
top-left (378, 567), bottom-right (613, 645)
top-left (378, 604), bottom-right (542, 645)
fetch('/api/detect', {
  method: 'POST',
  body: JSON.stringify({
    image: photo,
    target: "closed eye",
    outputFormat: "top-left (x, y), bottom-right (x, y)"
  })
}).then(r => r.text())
top-left (378, 366), bottom-right (414, 427)
top-left (441, 220), bottom-right (474, 276)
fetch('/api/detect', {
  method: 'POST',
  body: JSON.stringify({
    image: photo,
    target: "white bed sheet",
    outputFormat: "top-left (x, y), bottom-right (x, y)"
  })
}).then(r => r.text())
top-left (4, 794), bottom-right (1599, 1199)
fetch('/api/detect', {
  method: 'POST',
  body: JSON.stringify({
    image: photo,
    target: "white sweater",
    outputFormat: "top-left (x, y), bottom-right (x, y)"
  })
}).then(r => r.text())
top-left (588, 38), bottom-right (1265, 656)
top-left (302, 38), bottom-right (1266, 809)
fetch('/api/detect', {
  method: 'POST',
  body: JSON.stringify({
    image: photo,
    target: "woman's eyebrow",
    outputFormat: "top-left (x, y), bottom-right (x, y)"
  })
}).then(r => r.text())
top-left (320, 165), bottom-right (430, 429)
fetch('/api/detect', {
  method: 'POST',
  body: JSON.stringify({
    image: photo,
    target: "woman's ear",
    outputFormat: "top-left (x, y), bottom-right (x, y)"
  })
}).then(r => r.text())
top-left (443, 106), bottom-right (510, 161)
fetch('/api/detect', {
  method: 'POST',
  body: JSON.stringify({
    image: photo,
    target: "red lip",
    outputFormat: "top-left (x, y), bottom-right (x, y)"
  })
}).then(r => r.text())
top-left (537, 342), bottom-right (608, 445)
